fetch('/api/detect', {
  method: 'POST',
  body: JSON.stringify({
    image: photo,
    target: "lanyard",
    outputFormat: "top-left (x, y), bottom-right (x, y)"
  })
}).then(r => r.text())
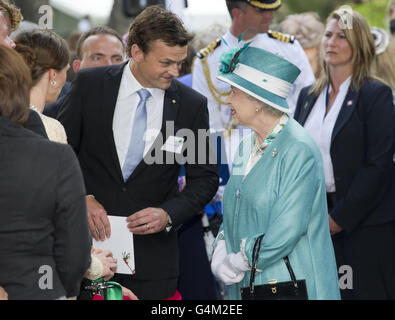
top-left (324, 85), bottom-right (331, 118)
top-left (325, 85), bottom-right (330, 112)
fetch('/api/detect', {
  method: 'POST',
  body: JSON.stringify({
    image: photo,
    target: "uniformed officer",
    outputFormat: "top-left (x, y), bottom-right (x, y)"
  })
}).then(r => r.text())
top-left (192, 0), bottom-right (315, 137)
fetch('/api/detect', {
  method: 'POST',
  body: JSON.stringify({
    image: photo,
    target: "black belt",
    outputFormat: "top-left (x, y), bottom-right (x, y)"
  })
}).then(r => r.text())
top-left (326, 192), bottom-right (337, 210)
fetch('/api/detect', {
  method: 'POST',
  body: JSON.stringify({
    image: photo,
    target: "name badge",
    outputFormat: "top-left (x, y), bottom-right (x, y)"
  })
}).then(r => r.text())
top-left (161, 136), bottom-right (184, 154)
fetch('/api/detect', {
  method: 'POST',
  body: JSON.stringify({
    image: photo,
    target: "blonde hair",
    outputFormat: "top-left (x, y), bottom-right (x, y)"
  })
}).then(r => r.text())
top-left (310, 8), bottom-right (376, 96)
top-left (372, 38), bottom-right (395, 90)
top-left (0, 0), bottom-right (22, 32)
top-left (280, 12), bottom-right (325, 49)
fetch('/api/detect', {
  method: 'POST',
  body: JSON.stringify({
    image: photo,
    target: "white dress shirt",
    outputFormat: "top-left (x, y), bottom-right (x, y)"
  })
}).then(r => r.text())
top-left (113, 61), bottom-right (165, 169)
top-left (304, 76), bottom-right (351, 192)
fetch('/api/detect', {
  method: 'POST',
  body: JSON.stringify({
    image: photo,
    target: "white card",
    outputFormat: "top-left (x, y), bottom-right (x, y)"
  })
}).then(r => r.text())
top-left (161, 135), bottom-right (184, 154)
top-left (93, 215), bottom-right (135, 275)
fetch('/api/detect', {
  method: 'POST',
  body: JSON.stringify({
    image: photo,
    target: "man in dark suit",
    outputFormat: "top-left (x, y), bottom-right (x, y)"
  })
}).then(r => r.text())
top-left (58, 6), bottom-right (219, 300)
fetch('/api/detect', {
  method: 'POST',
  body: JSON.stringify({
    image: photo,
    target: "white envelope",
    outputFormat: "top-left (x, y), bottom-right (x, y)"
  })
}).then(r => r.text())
top-left (93, 215), bottom-right (135, 275)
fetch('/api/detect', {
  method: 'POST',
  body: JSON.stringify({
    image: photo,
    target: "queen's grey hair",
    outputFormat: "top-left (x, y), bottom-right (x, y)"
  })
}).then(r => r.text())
top-left (246, 94), bottom-right (284, 117)
top-left (259, 101), bottom-right (284, 117)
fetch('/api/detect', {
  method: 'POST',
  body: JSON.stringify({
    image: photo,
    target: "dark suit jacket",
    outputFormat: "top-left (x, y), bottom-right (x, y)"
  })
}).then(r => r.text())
top-left (58, 62), bottom-right (219, 281)
top-left (0, 116), bottom-right (91, 299)
top-left (26, 109), bottom-right (48, 138)
top-left (294, 79), bottom-right (395, 233)
top-left (43, 96), bottom-right (64, 119)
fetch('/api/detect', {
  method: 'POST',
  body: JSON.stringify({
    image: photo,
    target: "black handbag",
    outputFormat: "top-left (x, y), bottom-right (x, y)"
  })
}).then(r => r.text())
top-left (240, 234), bottom-right (308, 300)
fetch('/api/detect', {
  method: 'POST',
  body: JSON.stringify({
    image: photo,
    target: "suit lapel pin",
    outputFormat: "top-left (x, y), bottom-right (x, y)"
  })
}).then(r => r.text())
top-left (347, 100), bottom-right (353, 107)
top-left (304, 102), bottom-right (308, 109)
top-left (172, 99), bottom-right (177, 104)
top-left (272, 148), bottom-right (278, 158)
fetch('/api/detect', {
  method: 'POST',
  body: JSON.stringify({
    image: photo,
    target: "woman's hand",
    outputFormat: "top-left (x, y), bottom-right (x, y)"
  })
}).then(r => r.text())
top-left (211, 240), bottom-right (248, 285)
top-left (91, 248), bottom-right (117, 280)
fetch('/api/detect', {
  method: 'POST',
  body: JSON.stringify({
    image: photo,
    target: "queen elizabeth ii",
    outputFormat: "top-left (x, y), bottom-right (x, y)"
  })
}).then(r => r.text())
top-left (210, 45), bottom-right (340, 300)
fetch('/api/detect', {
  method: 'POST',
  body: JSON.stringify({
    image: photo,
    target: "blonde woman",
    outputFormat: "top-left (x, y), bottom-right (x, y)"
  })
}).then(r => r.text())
top-left (294, 7), bottom-right (395, 299)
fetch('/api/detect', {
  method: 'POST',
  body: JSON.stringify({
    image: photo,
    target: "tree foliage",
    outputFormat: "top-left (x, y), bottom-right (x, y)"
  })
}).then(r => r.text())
top-left (351, 0), bottom-right (391, 29)
top-left (281, 0), bottom-right (391, 30)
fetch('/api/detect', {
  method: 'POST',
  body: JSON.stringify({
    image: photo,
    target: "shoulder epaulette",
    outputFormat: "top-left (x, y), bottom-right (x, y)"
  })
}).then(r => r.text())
top-left (196, 38), bottom-right (222, 59)
top-left (267, 30), bottom-right (295, 44)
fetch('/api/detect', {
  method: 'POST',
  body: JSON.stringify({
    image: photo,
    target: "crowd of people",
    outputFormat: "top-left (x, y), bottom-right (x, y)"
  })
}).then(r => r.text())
top-left (0, 0), bottom-right (395, 300)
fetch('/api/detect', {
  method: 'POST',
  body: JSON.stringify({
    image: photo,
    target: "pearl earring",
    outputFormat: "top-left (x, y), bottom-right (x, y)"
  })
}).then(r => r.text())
top-left (51, 80), bottom-right (57, 86)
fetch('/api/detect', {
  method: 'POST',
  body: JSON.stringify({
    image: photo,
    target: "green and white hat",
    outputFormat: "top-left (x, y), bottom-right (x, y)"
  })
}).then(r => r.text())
top-left (217, 44), bottom-right (301, 113)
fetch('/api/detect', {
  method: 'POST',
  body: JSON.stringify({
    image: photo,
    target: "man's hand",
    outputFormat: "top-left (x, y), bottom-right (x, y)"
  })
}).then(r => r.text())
top-left (126, 207), bottom-right (168, 235)
top-left (86, 196), bottom-right (111, 241)
top-left (329, 215), bottom-right (342, 235)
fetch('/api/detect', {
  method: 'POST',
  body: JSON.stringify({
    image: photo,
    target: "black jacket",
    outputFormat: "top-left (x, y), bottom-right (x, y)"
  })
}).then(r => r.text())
top-left (0, 117), bottom-right (91, 299)
top-left (26, 109), bottom-right (48, 138)
top-left (294, 79), bottom-right (395, 233)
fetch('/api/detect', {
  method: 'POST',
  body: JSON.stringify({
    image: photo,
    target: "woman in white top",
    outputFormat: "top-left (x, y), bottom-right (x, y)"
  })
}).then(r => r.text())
top-left (14, 30), bottom-right (69, 143)
top-left (294, 8), bottom-right (395, 299)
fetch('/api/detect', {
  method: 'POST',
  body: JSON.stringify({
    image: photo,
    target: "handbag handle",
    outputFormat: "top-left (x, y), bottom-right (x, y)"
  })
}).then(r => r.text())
top-left (248, 234), bottom-right (299, 293)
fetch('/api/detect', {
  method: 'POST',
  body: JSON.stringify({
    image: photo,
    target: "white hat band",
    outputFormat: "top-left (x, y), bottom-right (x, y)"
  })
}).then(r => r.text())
top-left (233, 63), bottom-right (292, 99)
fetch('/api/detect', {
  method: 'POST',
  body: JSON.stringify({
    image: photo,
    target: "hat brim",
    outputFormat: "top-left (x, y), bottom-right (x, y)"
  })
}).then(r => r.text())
top-left (249, 0), bottom-right (282, 11)
top-left (218, 73), bottom-right (291, 114)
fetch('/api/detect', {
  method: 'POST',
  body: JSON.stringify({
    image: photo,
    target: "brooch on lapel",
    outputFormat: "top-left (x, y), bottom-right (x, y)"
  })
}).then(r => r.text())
top-left (272, 148), bottom-right (278, 158)
top-left (172, 99), bottom-right (177, 104)
top-left (347, 100), bottom-right (353, 107)
top-left (303, 102), bottom-right (309, 109)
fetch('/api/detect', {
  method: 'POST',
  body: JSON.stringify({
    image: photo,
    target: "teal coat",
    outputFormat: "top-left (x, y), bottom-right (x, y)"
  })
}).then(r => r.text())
top-left (218, 119), bottom-right (340, 300)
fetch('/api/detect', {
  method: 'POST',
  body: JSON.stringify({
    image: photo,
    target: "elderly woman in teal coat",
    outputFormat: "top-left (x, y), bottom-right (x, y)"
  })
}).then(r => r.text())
top-left (211, 44), bottom-right (340, 300)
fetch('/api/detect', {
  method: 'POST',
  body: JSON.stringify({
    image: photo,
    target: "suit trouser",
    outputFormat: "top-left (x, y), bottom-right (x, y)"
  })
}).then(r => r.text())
top-left (177, 214), bottom-right (218, 300)
top-left (331, 223), bottom-right (395, 299)
top-left (112, 274), bottom-right (178, 300)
